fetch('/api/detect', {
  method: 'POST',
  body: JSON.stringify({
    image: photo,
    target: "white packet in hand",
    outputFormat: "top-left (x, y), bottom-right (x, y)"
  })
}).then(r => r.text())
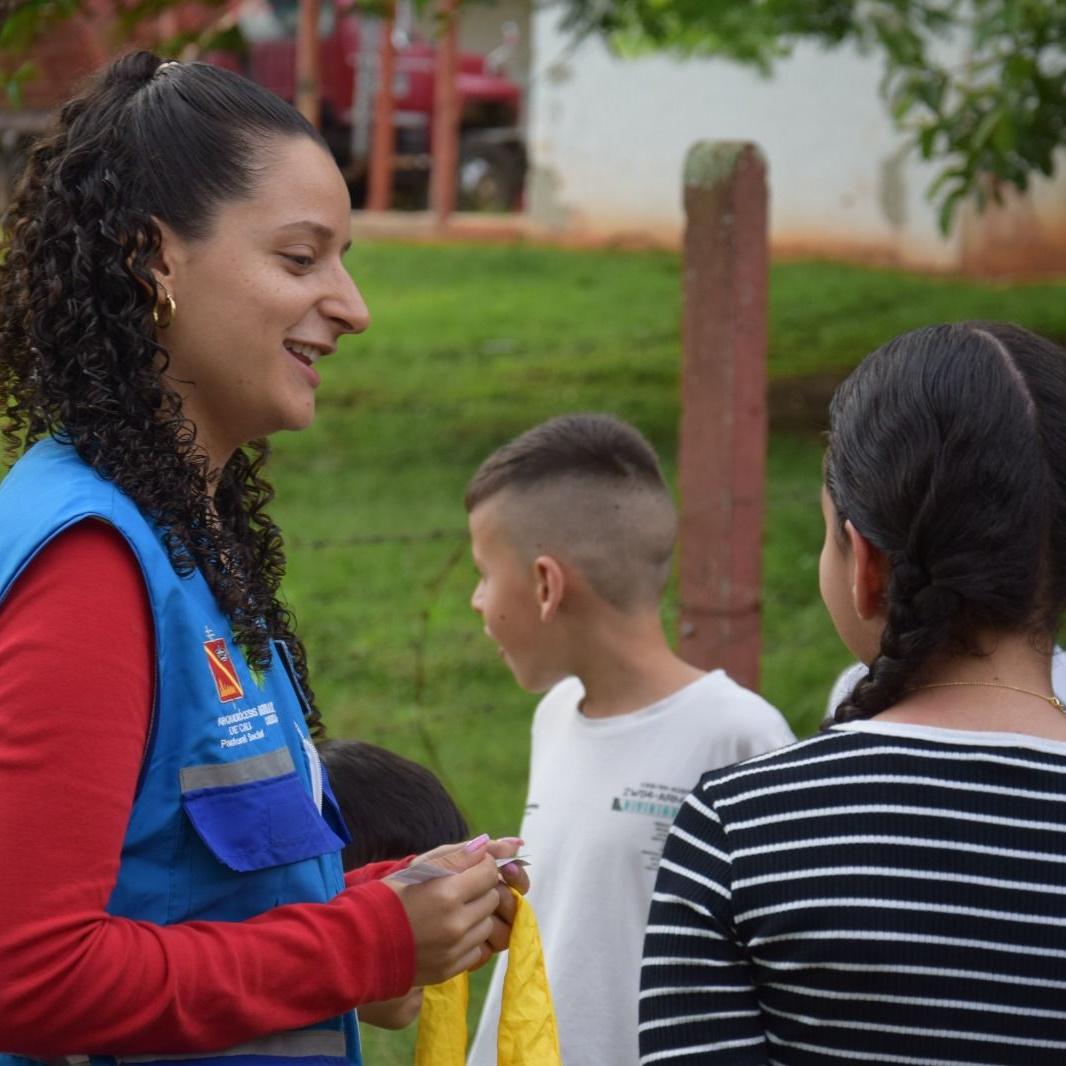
top-left (389, 855), bottom-right (530, 886)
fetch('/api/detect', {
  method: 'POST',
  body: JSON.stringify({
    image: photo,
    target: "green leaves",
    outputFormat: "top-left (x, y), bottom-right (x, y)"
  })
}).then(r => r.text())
top-left (878, 0), bottom-right (1066, 231)
top-left (1, 0), bottom-right (77, 105)
top-left (1, 0), bottom-right (79, 53)
top-left (549, 0), bottom-right (1066, 235)
top-left (0, 0), bottom-right (251, 103)
top-left (1, 59), bottom-right (34, 107)
top-left (4, 0), bottom-right (1063, 235)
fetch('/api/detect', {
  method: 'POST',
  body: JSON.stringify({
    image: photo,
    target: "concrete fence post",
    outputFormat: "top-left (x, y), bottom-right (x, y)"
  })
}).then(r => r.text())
top-left (429, 0), bottom-right (460, 224)
top-left (367, 8), bottom-right (397, 212)
top-left (295, 0), bottom-right (321, 128)
top-left (677, 141), bottom-right (769, 691)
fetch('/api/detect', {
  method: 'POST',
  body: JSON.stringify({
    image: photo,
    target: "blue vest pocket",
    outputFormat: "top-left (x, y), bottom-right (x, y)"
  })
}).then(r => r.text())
top-left (181, 748), bottom-right (346, 872)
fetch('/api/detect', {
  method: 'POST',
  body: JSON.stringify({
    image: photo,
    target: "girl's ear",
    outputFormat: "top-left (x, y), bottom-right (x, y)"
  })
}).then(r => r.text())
top-left (844, 520), bottom-right (888, 621)
top-left (533, 555), bottom-right (566, 623)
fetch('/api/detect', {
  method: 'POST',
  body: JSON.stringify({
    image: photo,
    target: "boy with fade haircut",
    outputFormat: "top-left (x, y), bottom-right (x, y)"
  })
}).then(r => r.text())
top-left (463, 413), bottom-right (794, 1066)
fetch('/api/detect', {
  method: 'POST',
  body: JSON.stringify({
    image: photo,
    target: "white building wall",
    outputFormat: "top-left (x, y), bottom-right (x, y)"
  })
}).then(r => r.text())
top-left (525, 9), bottom-right (1065, 273)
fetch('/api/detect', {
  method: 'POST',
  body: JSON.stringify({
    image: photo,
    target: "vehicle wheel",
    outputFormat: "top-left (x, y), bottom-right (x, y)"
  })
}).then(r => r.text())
top-left (457, 142), bottom-right (523, 212)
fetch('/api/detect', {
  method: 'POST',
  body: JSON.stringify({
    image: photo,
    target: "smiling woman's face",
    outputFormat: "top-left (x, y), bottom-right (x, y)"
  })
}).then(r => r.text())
top-left (155, 134), bottom-right (369, 467)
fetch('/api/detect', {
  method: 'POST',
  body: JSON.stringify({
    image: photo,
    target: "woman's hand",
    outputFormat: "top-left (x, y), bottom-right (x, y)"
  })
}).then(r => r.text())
top-left (385, 838), bottom-right (502, 985)
top-left (411, 834), bottom-right (529, 959)
top-left (489, 835), bottom-right (530, 895)
top-left (483, 836), bottom-right (528, 957)
top-left (385, 835), bottom-right (530, 984)
top-left (404, 835), bottom-right (529, 893)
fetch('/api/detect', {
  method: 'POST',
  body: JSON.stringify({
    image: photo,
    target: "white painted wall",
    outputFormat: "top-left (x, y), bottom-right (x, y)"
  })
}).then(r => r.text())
top-left (524, 9), bottom-right (1065, 271)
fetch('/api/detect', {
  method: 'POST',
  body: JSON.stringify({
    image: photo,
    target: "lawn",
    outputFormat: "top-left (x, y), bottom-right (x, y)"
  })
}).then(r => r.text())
top-left (259, 241), bottom-right (1066, 1061)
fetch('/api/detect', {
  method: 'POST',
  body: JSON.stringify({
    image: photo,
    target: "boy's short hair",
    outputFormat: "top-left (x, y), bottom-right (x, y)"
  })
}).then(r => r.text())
top-left (464, 413), bottom-right (676, 610)
top-left (317, 739), bottom-right (469, 870)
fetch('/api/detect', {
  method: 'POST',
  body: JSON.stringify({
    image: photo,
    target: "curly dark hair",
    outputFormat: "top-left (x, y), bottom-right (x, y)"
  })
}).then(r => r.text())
top-left (825, 322), bottom-right (1066, 723)
top-left (0, 51), bottom-right (330, 735)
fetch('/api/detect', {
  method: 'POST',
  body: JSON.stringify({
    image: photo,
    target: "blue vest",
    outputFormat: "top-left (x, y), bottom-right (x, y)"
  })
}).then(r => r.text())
top-left (0, 439), bottom-right (362, 1066)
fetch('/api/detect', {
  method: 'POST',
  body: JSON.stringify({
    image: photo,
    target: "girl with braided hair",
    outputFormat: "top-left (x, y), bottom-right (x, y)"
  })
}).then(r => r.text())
top-left (640, 323), bottom-right (1066, 1065)
top-left (0, 52), bottom-right (524, 1063)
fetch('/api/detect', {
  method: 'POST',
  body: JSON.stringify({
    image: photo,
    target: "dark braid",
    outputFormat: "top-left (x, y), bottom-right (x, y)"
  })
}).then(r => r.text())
top-left (826, 322), bottom-right (1066, 723)
top-left (0, 53), bottom-right (326, 736)
top-left (840, 561), bottom-right (965, 721)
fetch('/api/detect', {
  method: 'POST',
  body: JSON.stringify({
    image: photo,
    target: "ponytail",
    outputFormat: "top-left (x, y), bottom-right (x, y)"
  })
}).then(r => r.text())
top-left (826, 322), bottom-right (1065, 722)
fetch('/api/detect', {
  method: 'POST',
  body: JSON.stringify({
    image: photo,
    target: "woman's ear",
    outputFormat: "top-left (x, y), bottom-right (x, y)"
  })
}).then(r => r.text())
top-left (151, 217), bottom-right (181, 288)
top-left (844, 520), bottom-right (887, 621)
top-left (533, 555), bottom-right (566, 623)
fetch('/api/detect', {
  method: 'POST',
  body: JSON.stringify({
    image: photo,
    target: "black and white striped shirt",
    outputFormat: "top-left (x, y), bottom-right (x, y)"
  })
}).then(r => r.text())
top-left (639, 720), bottom-right (1066, 1065)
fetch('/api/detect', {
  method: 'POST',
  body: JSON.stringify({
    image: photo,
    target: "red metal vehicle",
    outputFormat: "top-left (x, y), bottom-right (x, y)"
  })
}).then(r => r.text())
top-left (0, 0), bottom-right (526, 212)
top-left (224, 0), bottom-right (526, 210)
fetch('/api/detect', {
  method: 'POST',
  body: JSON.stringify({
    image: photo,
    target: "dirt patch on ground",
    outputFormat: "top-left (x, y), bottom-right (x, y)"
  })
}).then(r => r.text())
top-left (768, 371), bottom-right (848, 436)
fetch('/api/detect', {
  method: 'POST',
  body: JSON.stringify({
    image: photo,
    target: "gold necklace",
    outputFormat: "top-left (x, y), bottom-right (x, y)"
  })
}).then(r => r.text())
top-left (915, 680), bottom-right (1066, 715)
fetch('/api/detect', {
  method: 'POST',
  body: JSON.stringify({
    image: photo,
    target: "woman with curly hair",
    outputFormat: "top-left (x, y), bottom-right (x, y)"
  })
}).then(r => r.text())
top-left (0, 52), bottom-right (523, 1063)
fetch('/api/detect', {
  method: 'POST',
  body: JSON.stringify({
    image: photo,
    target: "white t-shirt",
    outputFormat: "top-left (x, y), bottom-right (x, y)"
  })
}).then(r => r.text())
top-left (825, 647), bottom-right (1066, 720)
top-left (467, 671), bottom-right (794, 1066)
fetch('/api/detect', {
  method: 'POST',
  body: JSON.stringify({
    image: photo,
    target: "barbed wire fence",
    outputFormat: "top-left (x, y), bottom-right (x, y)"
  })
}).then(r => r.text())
top-left (291, 484), bottom-right (836, 776)
top-left (286, 486), bottom-right (823, 553)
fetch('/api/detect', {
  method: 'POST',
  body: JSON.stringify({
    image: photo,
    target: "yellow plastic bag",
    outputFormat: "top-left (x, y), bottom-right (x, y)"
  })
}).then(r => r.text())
top-left (413, 973), bottom-right (468, 1066)
top-left (414, 888), bottom-right (562, 1066)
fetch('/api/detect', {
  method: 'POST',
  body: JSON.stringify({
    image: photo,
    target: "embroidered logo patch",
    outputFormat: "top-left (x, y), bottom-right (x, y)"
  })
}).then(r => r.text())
top-left (203, 638), bottom-right (244, 703)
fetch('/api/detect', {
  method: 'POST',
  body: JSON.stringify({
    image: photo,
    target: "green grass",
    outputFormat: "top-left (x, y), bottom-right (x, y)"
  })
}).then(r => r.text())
top-left (5, 243), bottom-right (1061, 1061)
top-left (257, 242), bottom-right (1066, 1061)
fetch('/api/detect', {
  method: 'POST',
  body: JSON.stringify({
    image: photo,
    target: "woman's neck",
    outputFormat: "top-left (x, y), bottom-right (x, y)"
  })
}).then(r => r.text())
top-left (876, 632), bottom-right (1066, 740)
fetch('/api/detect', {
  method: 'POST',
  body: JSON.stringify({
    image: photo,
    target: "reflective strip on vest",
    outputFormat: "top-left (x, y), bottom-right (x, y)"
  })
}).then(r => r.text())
top-left (179, 747), bottom-right (295, 792)
top-left (117, 1029), bottom-right (347, 1062)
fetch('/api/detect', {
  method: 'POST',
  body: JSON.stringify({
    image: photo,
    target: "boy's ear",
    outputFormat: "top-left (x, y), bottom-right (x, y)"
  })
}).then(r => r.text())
top-left (844, 520), bottom-right (887, 621)
top-left (533, 555), bottom-right (566, 623)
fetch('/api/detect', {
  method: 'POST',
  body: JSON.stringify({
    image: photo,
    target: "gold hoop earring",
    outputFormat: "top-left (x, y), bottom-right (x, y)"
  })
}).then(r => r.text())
top-left (152, 288), bottom-right (176, 329)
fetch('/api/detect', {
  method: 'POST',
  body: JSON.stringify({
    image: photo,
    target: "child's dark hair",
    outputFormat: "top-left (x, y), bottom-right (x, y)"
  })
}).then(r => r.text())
top-left (318, 739), bottom-right (469, 869)
top-left (464, 413), bottom-right (667, 512)
top-left (0, 53), bottom-right (328, 733)
top-left (826, 322), bottom-right (1066, 722)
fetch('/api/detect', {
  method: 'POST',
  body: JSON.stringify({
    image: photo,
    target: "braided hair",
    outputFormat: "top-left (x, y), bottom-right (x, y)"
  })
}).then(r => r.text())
top-left (826, 322), bottom-right (1066, 722)
top-left (0, 52), bottom-right (329, 736)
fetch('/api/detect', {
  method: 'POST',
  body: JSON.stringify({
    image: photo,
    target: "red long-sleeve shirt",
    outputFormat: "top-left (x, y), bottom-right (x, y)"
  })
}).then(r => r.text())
top-left (0, 521), bottom-right (414, 1054)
